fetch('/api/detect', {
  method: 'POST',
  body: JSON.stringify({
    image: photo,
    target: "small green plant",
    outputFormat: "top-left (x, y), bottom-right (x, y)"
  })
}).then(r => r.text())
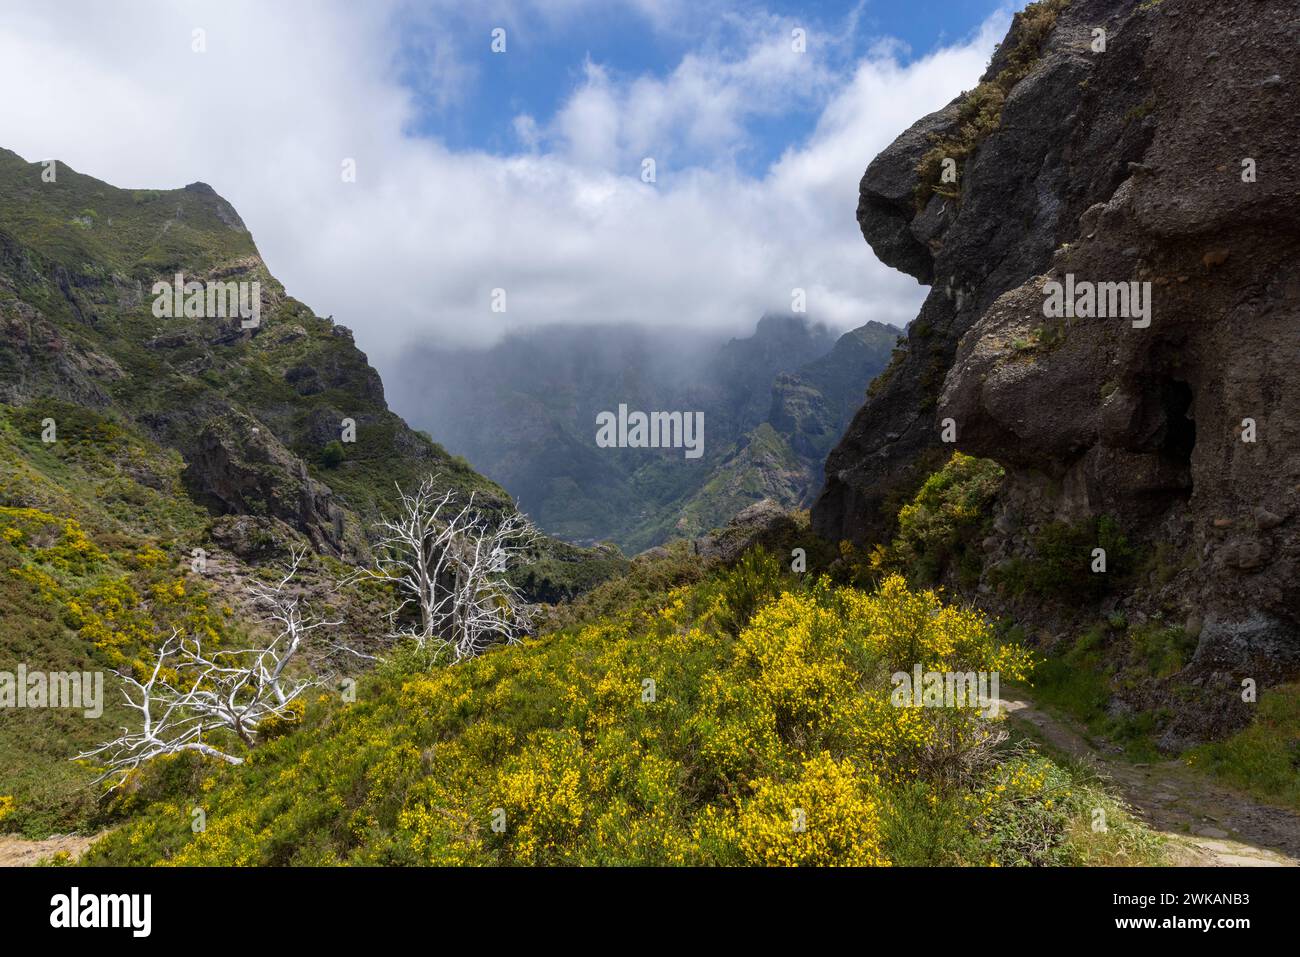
top-left (1033, 320), bottom-right (1066, 350)
top-left (1123, 98), bottom-right (1157, 124)
top-left (321, 440), bottom-right (345, 468)
top-left (1031, 624), bottom-right (1112, 724)
top-left (1128, 622), bottom-right (1196, 679)
top-left (696, 546), bottom-right (789, 635)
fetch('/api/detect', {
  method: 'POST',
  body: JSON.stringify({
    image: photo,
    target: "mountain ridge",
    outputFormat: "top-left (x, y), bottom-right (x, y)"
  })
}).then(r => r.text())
top-left (391, 314), bottom-right (900, 551)
top-left (0, 145), bottom-right (621, 594)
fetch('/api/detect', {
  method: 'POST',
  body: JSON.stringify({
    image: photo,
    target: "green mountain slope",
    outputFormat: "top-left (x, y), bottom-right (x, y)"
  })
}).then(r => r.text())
top-left (0, 148), bottom-right (623, 834)
top-left (0, 148), bottom-right (499, 540)
top-left (0, 147), bottom-right (620, 581)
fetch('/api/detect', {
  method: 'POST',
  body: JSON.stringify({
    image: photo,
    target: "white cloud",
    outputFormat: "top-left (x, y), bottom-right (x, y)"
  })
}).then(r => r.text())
top-left (0, 0), bottom-right (1007, 374)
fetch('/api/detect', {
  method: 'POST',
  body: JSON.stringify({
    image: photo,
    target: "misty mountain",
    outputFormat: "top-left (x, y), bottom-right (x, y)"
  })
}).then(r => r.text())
top-left (390, 315), bottom-right (900, 552)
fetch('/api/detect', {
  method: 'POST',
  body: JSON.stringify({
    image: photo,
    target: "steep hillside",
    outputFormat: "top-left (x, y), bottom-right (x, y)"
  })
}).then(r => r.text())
top-left (813, 0), bottom-right (1300, 746)
top-left (0, 147), bottom-right (621, 585)
top-left (0, 149), bottom-right (622, 833)
top-left (771, 321), bottom-right (903, 482)
top-left (0, 147), bottom-right (502, 546)
top-left (393, 316), bottom-right (898, 551)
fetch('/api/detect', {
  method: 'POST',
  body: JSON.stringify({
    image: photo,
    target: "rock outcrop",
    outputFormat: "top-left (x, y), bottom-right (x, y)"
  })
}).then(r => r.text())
top-left (692, 498), bottom-right (802, 564)
top-left (185, 410), bottom-right (350, 555)
top-left (813, 0), bottom-right (1299, 721)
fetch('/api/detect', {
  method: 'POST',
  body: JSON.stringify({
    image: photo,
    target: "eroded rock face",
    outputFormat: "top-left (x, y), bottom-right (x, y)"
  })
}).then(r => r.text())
top-left (184, 409), bottom-right (348, 555)
top-left (814, 0), bottom-right (1299, 689)
top-left (0, 292), bottom-right (122, 407)
top-left (693, 499), bottom-right (802, 565)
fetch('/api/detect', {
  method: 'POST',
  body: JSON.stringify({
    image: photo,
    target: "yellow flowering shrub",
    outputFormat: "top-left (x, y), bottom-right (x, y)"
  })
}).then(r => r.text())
top-left (0, 506), bottom-right (106, 572)
top-left (84, 554), bottom-right (1149, 868)
top-left (726, 753), bottom-right (887, 866)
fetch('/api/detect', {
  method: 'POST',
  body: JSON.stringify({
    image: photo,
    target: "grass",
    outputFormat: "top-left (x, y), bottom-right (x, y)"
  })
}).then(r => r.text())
top-left (0, 565), bottom-right (134, 836)
top-left (0, 422), bottom-right (241, 835)
top-left (1026, 619), bottom-right (1194, 764)
top-left (1187, 684), bottom-right (1300, 812)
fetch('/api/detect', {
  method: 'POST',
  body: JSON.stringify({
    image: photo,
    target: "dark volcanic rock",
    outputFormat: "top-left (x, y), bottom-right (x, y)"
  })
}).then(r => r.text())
top-left (693, 499), bottom-right (801, 564)
top-left (813, 0), bottom-right (1300, 718)
top-left (184, 410), bottom-right (347, 555)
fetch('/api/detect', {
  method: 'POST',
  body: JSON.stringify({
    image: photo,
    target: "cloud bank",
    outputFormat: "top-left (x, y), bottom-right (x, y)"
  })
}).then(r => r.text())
top-left (0, 0), bottom-right (1008, 369)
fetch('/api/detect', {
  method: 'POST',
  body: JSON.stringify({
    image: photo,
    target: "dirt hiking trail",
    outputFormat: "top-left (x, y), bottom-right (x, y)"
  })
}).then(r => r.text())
top-left (1001, 694), bottom-right (1300, 866)
top-left (0, 831), bottom-right (103, 866)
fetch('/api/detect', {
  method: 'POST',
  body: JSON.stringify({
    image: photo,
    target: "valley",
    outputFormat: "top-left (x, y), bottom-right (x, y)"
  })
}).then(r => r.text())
top-left (0, 0), bottom-right (1295, 887)
top-left (388, 315), bottom-right (900, 552)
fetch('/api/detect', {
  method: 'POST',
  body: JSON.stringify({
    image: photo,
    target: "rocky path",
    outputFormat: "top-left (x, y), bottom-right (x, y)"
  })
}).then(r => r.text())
top-left (1001, 694), bottom-right (1300, 866)
top-left (0, 831), bottom-right (102, 866)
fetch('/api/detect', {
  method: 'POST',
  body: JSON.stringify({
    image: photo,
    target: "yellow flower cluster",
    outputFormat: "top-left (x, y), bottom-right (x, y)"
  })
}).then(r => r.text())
top-left (0, 506), bottom-right (106, 572)
top-left (724, 753), bottom-right (887, 866)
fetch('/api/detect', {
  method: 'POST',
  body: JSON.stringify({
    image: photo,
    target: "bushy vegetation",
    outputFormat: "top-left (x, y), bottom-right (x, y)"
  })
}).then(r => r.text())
top-left (80, 550), bottom-right (1159, 866)
top-left (0, 402), bottom-right (225, 835)
top-left (869, 452), bottom-right (1004, 588)
top-left (0, 499), bottom-right (244, 834)
top-left (990, 515), bottom-right (1139, 604)
top-left (1024, 623), bottom-right (1111, 728)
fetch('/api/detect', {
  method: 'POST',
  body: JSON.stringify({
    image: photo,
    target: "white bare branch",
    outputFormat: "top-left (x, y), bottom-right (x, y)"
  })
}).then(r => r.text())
top-left (77, 546), bottom-right (340, 789)
top-left (348, 474), bottom-right (540, 662)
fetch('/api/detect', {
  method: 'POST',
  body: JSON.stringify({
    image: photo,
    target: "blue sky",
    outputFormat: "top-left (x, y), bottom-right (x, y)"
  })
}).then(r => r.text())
top-left (398, 0), bottom-right (1006, 174)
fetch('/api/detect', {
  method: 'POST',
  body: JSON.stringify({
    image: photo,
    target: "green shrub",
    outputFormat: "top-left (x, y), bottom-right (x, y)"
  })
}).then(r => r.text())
top-left (1028, 620), bottom-right (1170, 761)
top-left (321, 440), bottom-right (345, 468)
top-left (992, 515), bottom-right (1139, 604)
top-left (1128, 622), bottom-right (1196, 679)
top-left (693, 547), bottom-right (790, 636)
top-left (873, 452), bottom-right (1004, 587)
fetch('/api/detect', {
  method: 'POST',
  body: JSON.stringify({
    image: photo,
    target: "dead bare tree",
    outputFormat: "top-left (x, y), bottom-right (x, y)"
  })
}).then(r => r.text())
top-left (354, 475), bottom-right (540, 662)
top-left (78, 546), bottom-right (339, 788)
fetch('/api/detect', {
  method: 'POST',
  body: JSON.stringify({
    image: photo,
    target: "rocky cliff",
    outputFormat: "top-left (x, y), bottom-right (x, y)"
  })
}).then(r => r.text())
top-left (813, 0), bottom-right (1299, 741)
